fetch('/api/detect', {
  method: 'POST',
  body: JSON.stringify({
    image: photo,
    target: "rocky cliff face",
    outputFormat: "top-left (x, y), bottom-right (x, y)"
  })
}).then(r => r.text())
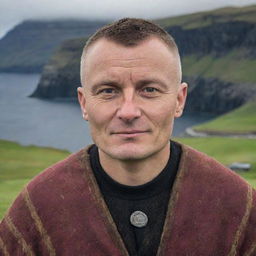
top-left (185, 76), bottom-right (256, 113)
top-left (31, 18), bottom-right (256, 114)
top-left (30, 38), bottom-right (84, 98)
top-left (167, 21), bottom-right (256, 57)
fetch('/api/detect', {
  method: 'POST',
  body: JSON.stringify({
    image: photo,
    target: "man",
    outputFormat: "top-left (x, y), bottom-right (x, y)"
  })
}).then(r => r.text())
top-left (0, 18), bottom-right (256, 256)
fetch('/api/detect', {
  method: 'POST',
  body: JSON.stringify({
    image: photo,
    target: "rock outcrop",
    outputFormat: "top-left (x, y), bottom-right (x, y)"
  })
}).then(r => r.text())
top-left (167, 21), bottom-right (256, 57)
top-left (185, 76), bottom-right (256, 113)
top-left (30, 38), bottom-right (84, 98)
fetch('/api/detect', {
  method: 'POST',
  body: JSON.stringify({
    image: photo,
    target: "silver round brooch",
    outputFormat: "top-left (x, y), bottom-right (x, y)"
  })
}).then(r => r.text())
top-left (130, 210), bottom-right (148, 228)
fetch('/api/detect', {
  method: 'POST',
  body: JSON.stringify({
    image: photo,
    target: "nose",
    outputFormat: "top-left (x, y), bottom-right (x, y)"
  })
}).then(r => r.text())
top-left (116, 90), bottom-right (141, 122)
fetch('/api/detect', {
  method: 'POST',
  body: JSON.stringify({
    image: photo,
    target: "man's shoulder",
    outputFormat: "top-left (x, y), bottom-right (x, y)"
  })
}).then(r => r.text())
top-left (171, 142), bottom-right (256, 255)
top-left (2, 145), bottom-right (95, 220)
top-left (26, 145), bottom-right (92, 194)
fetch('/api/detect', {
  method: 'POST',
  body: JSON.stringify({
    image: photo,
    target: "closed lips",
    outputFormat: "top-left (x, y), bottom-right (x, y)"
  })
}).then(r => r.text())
top-left (113, 130), bottom-right (149, 134)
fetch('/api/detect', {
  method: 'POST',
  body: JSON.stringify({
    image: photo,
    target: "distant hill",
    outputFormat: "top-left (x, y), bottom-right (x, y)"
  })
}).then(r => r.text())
top-left (31, 5), bottom-right (256, 114)
top-left (0, 19), bottom-right (108, 73)
top-left (156, 5), bottom-right (256, 29)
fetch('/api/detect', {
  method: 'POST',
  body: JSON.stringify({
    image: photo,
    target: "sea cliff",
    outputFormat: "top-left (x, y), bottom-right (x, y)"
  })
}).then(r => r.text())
top-left (31, 5), bottom-right (256, 113)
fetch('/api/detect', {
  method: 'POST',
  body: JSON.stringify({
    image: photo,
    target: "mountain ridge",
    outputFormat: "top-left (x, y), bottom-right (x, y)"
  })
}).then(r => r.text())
top-left (0, 19), bottom-right (109, 73)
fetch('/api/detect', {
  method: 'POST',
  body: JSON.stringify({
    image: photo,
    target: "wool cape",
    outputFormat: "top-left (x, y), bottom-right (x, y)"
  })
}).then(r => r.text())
top-left (0, 143), bottom-right (256, 256)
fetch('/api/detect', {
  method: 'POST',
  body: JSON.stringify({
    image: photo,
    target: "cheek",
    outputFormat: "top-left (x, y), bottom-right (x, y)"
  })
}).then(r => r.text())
top-left (147, 99), bottom-right (176, 125)
top-left (86, 101), bottom-right (116, 129)
top-left (159, 110), bottom-right (175, 130)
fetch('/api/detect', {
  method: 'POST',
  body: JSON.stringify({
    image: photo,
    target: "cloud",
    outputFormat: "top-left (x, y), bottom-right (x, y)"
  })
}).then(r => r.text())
top-left (1, 0), bottom-right (256, 37)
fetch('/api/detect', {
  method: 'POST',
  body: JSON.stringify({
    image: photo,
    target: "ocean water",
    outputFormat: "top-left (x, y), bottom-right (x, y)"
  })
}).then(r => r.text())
top-left (0, 73), bottom-right (215, 152)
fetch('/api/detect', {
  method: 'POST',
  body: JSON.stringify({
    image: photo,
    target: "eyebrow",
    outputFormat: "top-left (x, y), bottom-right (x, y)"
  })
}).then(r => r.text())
top-left (90, 80), bottom-right (120, 94)
top-left (90, 78), bottom-right (169, 94)
top-left (136, 79), bottom-right (169, 90)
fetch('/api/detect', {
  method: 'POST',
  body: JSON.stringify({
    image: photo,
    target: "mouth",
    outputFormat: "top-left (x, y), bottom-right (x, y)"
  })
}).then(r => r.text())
top-left (111, 130), bottom-right (149, 138)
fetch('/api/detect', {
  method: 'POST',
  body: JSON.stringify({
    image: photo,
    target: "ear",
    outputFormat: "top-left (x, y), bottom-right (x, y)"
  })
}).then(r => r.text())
top-left (77, 87), bottom-right (88, 121)
top-left (174, 82), bottom-right (188, 118)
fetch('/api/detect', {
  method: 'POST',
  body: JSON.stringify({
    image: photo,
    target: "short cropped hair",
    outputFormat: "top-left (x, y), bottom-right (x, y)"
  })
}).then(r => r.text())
top-left (84, 18), bottom-right (178, 50)
top-left (80, 18), bottom-right (181, 84)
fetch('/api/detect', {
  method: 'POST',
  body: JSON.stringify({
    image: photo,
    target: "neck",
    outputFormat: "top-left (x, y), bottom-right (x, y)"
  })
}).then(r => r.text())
top-left (98, 142), bottom-right (170, 186)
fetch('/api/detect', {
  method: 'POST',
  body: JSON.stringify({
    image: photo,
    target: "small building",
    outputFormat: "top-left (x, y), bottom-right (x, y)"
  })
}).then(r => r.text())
top-left (229, 162), bottom-right (251, 172)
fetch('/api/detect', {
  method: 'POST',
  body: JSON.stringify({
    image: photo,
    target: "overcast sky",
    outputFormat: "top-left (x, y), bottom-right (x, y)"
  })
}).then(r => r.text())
top-left (1, 0), bottom-right (256, 38)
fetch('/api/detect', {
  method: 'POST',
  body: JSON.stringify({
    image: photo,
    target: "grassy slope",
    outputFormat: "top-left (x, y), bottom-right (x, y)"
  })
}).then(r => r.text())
top-left (182, 52), bottom-right (256, 84)
top-left (0, 138), bottom-right (255, 219)
top-left (156, 5), bottom-right (256, 29)
top-left (182, 52), bottom-right (256, 134)
top-left (0, 140), bottom-right (69, 219)
top-left (175, 137), bottom-right (256, 188)
top-left (193, 101), bottom-right (256, 133)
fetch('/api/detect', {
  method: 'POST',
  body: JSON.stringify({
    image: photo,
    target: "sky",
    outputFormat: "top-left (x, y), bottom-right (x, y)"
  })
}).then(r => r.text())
top-left (1, 0), bottom-right (256, 38)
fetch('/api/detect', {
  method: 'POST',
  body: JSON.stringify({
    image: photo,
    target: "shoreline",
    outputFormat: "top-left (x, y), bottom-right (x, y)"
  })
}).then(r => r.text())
top-left (185, 128), bottom-right (256, 139)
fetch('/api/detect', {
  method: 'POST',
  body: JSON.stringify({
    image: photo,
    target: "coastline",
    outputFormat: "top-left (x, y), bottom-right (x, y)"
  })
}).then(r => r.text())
top-left (185, 127), bottom-right (256, 139)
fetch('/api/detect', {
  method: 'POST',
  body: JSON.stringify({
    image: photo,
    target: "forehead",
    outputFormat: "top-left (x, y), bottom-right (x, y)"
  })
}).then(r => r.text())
top-left (85, 37), bottom-right (176, 63)
top-left (81, 37), bottom-right (181, 83)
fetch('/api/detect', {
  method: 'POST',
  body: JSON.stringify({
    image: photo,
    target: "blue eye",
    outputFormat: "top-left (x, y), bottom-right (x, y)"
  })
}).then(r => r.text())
top-left (98, 88), bottom-right (117, 94)
top-left (96, 87), bottom-right (119, 99)
top-left (143, 87), bottom-right (157, 92)
top-left (102, 88), bottom-right (115, 93)
top-left (140, 86), bottom-right (160, 98)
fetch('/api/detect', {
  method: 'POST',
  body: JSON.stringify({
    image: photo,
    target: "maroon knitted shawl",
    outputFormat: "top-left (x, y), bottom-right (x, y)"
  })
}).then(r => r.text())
top-left (1, 143), bottom-right (256, 256)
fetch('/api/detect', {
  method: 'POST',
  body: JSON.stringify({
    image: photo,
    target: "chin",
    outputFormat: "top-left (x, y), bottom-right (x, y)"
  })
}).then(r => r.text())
top-left (108, 152), bottom-right (150, 161)
top-left (102, 144), bottom-right (160, 161)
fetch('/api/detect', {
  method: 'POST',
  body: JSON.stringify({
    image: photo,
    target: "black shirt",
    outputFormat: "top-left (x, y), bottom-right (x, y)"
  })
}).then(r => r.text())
top-left (89, 141), bottom-right (181, 256)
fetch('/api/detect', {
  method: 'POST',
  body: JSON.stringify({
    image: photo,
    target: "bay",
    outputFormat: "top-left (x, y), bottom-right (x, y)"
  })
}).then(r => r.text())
top-left (0, 73), bottom-right (215, 152)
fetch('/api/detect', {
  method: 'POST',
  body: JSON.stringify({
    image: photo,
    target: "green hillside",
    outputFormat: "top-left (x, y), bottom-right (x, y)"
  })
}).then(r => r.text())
top-left (157, 5), bottom-right (256, 29)
top-left (176, 137), bottom-right (256, 187)
top-left (182, 51), bottom-right (256, 84)
top-left (193, 101), bottom-right (256, 134)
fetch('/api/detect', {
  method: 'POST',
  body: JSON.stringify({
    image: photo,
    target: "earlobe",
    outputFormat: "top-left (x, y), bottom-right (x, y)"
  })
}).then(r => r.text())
top-left (175, 82), bottom-right (188, 118)
top-left (82, 112), bottom-right (88, 121)
top-left (77, 87), bottom-right (88, 121)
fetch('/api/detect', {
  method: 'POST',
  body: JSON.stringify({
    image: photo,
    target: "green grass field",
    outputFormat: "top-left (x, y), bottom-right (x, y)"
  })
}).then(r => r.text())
top-left (0, 138), bottom-right (255, 219)
top-left (175, 137), bottom-right (256, 188)
top-left (193, 101), bottom-right (256, 134)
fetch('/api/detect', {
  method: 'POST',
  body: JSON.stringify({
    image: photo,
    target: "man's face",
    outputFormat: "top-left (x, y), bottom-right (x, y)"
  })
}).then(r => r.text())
top-left (78, 37), bottom-right (187, 161)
